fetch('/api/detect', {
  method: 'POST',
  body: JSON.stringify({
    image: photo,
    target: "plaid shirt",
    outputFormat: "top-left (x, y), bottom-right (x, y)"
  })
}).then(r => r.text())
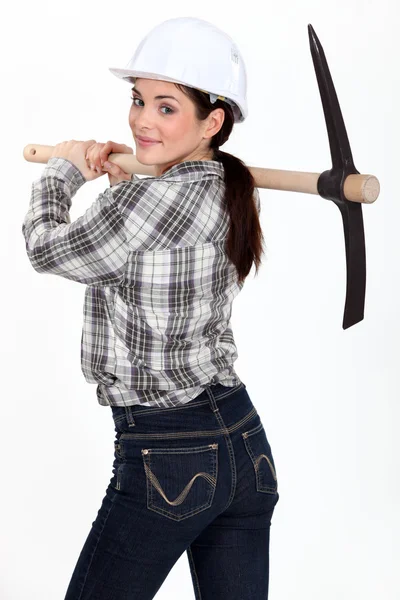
top-left (22, 156), bottom-right (260, 408)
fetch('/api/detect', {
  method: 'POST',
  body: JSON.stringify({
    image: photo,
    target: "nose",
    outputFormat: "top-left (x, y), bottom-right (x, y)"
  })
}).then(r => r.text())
top-left (132, 106), bottom-right (156, 131)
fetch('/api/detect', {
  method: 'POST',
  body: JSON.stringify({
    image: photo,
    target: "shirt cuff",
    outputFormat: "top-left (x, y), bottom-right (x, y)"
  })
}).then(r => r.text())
top-left (42, 157), bottom-right (87, 197)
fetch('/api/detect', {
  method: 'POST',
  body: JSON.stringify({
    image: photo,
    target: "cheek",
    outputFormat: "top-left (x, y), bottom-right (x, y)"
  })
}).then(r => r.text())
top-left (167, 119), bottom-right (190, 140)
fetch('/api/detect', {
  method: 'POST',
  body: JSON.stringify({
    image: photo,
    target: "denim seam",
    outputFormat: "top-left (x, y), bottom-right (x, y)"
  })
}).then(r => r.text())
top-left (204, 385), bottom-right (237, 514)
top-left (118, 406), bottom-right (257, 441)
top-left (187, 545), bottom-right (203, 600)
top-left (75, 499), bottom-right (115, 599)
top-left (242, 420), bottom-right (264, 438)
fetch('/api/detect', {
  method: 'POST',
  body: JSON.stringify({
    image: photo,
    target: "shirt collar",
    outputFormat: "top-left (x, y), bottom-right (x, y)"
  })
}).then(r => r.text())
top-left (156, 159), bottom-right (225, 182)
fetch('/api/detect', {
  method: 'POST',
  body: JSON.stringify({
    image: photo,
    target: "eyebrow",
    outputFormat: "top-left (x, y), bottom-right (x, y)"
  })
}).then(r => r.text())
top-left (131, 86), bottom-right (180, 103)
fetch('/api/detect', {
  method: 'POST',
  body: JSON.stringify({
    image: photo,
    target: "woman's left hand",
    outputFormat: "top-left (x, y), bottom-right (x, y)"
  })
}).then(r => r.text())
top-left (85, 140), bottom-right (133, 187)
top-left (50, 139), bottom-right (104, 182)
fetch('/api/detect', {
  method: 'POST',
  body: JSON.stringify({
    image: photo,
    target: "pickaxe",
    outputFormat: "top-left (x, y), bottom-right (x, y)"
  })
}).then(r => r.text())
top-left (23, 24), bottom-right (380, 330)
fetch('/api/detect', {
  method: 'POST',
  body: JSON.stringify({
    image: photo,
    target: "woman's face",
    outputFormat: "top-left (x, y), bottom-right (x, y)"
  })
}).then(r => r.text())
top-left (128, 78), bottom-right (224, 176)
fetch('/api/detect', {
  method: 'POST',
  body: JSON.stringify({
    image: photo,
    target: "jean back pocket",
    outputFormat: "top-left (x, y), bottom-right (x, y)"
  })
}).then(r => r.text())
top-left (242, 421), bottom-right (278, 494)
top-left (141, 443), bottom-right (218, 521)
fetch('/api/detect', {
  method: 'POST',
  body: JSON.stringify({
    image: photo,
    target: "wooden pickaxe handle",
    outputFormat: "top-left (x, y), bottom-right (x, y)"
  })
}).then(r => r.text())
top-left (23, 144), bottom-right (379, 205)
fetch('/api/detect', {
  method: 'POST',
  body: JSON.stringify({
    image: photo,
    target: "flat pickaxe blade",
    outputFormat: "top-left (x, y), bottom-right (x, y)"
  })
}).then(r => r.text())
top-left (308, 24), bottom-right (366, 329)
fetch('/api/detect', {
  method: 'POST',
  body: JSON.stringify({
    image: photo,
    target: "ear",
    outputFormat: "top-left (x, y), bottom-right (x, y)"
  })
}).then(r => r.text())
top-left (207, 108), bottom-right (225, 137)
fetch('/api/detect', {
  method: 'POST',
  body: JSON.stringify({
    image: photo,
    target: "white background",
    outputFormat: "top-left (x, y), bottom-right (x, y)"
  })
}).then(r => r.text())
top-left (2, 0), bottom-right (398, 598)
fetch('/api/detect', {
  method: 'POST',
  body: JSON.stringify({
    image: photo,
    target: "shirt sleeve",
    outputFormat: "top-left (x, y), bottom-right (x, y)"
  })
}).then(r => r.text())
top-left (21, 157), bottom-right (130, 286)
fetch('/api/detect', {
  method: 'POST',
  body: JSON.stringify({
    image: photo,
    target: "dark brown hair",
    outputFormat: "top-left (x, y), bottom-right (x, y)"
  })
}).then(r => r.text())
top-left (174, 83), bottom-right (265, 285)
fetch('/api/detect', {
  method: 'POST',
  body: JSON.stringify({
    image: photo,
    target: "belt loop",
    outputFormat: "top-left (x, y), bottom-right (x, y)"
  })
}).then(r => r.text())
top-left (205, 385), bottom-right (220, 413)
top-left (124, 405), bottom-right (136, 427)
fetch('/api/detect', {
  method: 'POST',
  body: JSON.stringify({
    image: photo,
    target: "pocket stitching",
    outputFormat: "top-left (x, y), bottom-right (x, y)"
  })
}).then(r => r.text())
top-left (143, 444), bottom-right (218, 521)
top-left (242, 425), bottom-right (277, 494)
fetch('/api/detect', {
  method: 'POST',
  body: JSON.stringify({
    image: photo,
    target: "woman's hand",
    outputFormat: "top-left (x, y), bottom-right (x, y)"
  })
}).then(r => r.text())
top-left (50, 139), bottom-right (134, 185)
top-left (50, 139), bottom-right (101, 182)
top-left (86, 140), bottom-right (133, 186)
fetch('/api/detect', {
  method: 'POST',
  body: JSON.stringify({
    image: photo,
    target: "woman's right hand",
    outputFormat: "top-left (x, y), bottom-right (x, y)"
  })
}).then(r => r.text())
top-left (85, 140), bottom-right (133, 186)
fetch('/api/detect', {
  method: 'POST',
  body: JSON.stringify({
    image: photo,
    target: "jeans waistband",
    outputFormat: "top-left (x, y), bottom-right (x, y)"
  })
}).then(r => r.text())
top-left (114, 382), bottom-right (246, 429)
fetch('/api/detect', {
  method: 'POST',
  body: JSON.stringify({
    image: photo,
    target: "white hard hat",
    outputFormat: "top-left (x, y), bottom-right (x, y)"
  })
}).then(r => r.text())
top-left (108, 17), bottom-right (248, 123)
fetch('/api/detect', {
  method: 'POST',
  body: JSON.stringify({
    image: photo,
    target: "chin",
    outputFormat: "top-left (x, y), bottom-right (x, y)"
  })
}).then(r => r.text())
top-left (134, 152), bottom-right (152, 163)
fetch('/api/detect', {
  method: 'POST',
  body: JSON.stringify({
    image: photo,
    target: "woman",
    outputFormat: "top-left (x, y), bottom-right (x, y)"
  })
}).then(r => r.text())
top-left (22, 16), bottom-right (279, 600)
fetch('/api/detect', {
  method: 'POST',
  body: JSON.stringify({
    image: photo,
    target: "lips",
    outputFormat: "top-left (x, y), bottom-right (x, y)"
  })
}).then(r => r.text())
top-left (137, 135), bottom-right (160, 143)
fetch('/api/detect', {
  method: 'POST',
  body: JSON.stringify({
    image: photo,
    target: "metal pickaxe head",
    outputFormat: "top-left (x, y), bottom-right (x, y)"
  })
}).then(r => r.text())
top-left (308, 24), bottom-right (366, 330)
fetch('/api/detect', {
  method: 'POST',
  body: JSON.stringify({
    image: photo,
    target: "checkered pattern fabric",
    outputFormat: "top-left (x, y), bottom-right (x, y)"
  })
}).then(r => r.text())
top-left (22, 156), bottom-right (260, 407)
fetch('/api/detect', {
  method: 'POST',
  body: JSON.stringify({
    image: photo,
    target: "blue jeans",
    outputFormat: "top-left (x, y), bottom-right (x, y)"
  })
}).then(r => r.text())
top-left (64, 382), bottom-right (280, 599)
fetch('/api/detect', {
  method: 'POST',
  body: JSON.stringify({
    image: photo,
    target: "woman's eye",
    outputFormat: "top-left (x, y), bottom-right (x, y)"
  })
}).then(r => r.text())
top-left (130, 96), bottom-right (174, 115)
